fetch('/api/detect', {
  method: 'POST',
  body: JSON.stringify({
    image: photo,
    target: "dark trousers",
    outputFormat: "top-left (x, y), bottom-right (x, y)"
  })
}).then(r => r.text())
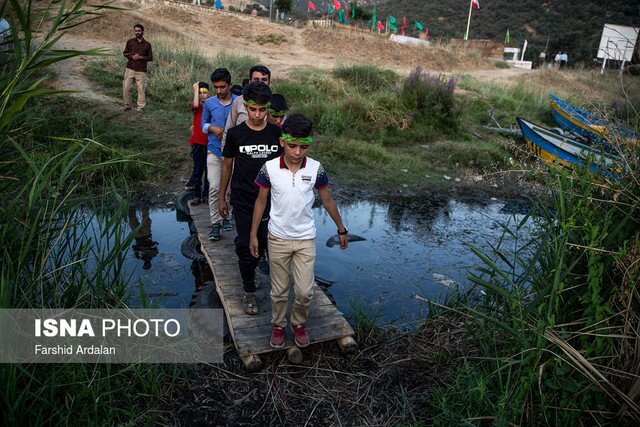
top-left (233, 206), bottom-right (268, 293)
top-left (188, 144), bottom-right (209, 199)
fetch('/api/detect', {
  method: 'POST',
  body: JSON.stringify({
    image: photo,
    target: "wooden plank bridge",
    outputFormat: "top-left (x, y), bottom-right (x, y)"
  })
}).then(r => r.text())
top-left (189, 202), bottom-right (356, 370)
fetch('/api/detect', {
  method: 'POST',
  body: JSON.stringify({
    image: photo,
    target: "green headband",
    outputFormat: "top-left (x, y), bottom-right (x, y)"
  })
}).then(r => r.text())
top-left (244, 100), bottom-right (271, 107)
top-left (282, 133), bottom-right (313, 144)
top-left (269, 109), bottom-right (287, 116)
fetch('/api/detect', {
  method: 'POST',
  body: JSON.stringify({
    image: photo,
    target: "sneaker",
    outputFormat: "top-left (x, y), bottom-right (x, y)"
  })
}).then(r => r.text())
top-left (291, 323), bottom-right (309, 348)
top-left (257, 257), bottom-right (270, 275)
top-left (208, 223), bottom-right (222, 241)
top-left (270, 324), bottom-right (285, 348)
top-left (222, 218), bottom-right (233, 231)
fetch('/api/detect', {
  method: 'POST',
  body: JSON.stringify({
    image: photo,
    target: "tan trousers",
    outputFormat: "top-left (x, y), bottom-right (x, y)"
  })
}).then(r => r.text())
top-left (123, 68), bottom-right (147, 110)
top-left (268, 233), bottom-right (316, 327)
top-left (206, 152), bottom-right (231, 224)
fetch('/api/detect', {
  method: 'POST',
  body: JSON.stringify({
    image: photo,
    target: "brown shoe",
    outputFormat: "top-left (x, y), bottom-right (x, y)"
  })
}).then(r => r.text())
top-left (291, 323), bottom-right (309, 348)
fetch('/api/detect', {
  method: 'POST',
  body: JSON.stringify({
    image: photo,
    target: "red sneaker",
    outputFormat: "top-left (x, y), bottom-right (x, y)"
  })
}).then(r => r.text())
top-left (270, 325), bottom-right (285, 348)
top-left (291, 323), bottom-right (309, 348)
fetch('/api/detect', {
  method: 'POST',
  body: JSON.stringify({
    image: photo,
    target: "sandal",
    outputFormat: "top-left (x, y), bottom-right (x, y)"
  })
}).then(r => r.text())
top-left (243, 293), bottom-right (258, 315)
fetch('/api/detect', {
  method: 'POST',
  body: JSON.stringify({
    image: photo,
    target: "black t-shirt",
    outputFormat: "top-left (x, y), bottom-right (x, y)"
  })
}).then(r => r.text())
top-left (222, 122), bottom-right (282, 212)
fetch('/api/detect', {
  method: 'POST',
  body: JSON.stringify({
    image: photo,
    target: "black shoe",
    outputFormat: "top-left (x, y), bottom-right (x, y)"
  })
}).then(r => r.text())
top-left (222, 218), bottom-right (233, 231)
top-left (184, 184), bottom-right (196, 191)
top-left (257, 257), bottom-right (270, 274)
top-left (208, 223), bottom-right (222, 241)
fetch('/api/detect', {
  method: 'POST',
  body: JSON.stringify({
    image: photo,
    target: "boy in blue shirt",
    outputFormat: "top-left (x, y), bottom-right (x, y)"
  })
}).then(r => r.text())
top-left (250, 113), bottom-right (348, 349)
top-left (201, 68), bottom-right (236, 240)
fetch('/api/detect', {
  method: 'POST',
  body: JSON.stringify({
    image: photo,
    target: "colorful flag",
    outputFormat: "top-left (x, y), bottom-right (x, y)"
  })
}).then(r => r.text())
top-left (328, 4), bottom-right (334, 13)
top-left (333, 0), bottom-right (341, 11)
top-left (351, 3), bottom-right (355, 19)
top-left (345, 7), bottom-right (350, 21)
top-left (371, 5), bottom-right (376, 30)
top-left (425, 27), bottom-right (429, 41)
top-left (307, 1), bottom-right (316, 12)
top-left (472, 0), bottom-right (480, 9)
top-left (377, 21), bottom-right (385, 31)
top-left (415, 21), bottom-right (424, 31)
top-left (389, 23), bottom-right (398, 31)
top-left (338, 9), bottom-right (346, 23)
top-left (389, 16), bottom-right (396, 25)
top-left (505, 29), bottom-right (510, 44)
top-left (401, 16), bottom-right (406, 36)
top-left (214, 0), bottom-right (222, 8)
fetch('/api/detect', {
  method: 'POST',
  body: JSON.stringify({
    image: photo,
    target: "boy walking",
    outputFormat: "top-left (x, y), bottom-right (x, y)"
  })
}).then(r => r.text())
top-left (219, 82), bottom-right (282, 315)
top-left (186, 81), bottom-right (210, 201)
top-left (201, 68), bottom-right (236, 240)
top-left (249, 113), bottom-right (348, 349)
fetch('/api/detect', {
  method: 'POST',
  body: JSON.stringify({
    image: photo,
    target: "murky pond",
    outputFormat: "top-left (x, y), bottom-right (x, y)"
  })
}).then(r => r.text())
top-left (125, 197), bottom-right (536, 327)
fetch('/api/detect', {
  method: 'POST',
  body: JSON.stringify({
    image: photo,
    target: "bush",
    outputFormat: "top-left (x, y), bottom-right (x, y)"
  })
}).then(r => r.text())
top-left (333, 64), bottom-right (400, 94)
top-left (398, 66), bottom-right (459, 133)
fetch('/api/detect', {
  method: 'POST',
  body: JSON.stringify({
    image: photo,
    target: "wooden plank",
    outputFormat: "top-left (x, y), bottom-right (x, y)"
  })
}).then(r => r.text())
top-left (236, 319), bottom-right (355, 355)
top-left (189, 201), bottom-right (355, 360)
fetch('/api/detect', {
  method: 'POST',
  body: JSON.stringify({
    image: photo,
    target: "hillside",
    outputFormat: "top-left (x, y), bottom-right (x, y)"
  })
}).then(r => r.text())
top-left (291, 0), bottom-right (639, 66)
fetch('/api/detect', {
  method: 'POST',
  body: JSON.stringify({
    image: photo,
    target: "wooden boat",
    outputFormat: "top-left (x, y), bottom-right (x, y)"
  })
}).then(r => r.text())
top-left (516, 117), bottom-right (624, 180)
top-left (549, 93), bottom-right (637, 143)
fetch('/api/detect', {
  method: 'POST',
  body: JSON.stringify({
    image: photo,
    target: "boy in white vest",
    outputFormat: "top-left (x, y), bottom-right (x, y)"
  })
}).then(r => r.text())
top-left (249, 113), bottom-right (349, 348)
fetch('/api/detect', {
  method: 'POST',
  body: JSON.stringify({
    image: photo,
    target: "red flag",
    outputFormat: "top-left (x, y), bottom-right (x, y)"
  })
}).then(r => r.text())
top-left (307, 1), bottom-right (316, 11)
top-left (472, 0), bottom-right (480, 9)
top-left (333, 0), bottom-right (341, 11)
top-left (425, 27), bottom-right (429, 41)
top-left (376, 21), bottom-right (385, 31)
top-left (401, 16), bottom-right (406, 36)
top-left (345, 7), bottom-right (349, 21)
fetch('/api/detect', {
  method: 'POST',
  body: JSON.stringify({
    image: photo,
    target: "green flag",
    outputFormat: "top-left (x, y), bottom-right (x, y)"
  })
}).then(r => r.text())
top-left (328, 4), bottom-right (334, 14)
top-left (505, 29), bottom-right (510, 44)
top-left (351, 3), bottom-right (355, 19)
top-left (415, 21), bottom-right (424, 31)
top-left (338, 9), bottom-right (346, 24)
top-left (389, 23), bottom-right (398, 31)
top-left (371, 5), bottom-right (376, 30)
top-left (389, 15), bottom-right (396, 25)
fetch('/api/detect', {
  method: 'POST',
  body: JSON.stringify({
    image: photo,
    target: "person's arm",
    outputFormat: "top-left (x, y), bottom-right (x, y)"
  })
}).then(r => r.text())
top-left (249, 187), bottom-right (270, 258)
top-left (318, 187), bottom-right (348, 249)
top-left (123, 40), bottom-right (131, 59)
top-left (201, 100), bottom-right (211, 134)
top-left (146, 43), bottom-right (153, 62)
top-left (218, 157), bottom-right (234, 218)
top-left (192, 82), bottom-right (199, 107)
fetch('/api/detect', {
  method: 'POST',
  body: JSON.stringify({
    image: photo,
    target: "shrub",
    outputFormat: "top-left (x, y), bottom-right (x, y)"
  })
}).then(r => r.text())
top-left (398, 66), bottom-right (459, 133)
top-left (333, 64), bottom-right (400, 94)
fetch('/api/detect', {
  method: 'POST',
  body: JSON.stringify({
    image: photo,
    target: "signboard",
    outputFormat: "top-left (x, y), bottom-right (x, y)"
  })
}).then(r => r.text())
top-left (597, 24), bottom-right (639, 62)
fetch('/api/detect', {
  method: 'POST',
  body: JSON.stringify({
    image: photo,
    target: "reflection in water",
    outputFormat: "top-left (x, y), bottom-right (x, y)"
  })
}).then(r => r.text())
top-left (128, 206), bottom-right (159, 270)
top-left (122, 197), bottom-right (535, 325)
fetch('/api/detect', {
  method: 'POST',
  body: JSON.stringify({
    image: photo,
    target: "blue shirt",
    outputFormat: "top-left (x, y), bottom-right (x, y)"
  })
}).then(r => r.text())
top-left (201, 94), bottom-right (237, 158)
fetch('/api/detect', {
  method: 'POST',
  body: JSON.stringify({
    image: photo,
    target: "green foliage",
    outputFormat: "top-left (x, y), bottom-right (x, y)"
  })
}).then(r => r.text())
top-left (431, 159), bottom-right (640, 423)
top-left (494, 60), bottom-right (510, 69)
top-left (398, 66), bottom-right (459, 133)
top-left (274, 0), bottom-right (292, 13)
top-left (333, 64), bottom-right (400, 93)
top-left (0, 2), bottom-right (177, 424)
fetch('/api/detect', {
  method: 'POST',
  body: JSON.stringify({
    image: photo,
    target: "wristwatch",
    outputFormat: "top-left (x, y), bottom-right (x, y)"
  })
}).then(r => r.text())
top-left (337, 228), bottom-right (348, 235)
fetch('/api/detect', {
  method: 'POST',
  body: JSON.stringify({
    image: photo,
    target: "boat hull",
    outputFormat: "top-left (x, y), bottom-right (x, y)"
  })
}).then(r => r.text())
top-left (516, 117), bottom-right (622, 180)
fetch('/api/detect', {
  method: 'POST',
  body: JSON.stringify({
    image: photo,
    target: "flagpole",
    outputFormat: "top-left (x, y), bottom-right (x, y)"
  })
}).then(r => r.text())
top-left (464, 0), bottom-right (473, 41)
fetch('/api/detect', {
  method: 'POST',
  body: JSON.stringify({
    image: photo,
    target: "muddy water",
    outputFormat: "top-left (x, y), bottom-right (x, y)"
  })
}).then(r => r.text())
top-left (125, 197), bottom-right (536, 327)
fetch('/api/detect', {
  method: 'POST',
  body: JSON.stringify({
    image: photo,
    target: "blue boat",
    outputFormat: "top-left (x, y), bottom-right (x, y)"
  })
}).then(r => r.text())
top-left (516, 117), bottom-right (624, 181)
top-left (549, 93), bottom-right (637, 144)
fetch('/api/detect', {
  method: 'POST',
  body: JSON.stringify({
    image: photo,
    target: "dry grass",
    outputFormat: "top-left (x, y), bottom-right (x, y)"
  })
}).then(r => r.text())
top-left (163, 315), bottom-right (471, 425)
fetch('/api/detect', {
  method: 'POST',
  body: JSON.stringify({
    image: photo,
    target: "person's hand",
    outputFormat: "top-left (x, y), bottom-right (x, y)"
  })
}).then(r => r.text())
top-left (249, 236), bottom-right (259, 258)
top-left (210, 125), bottom-right (224, 139)
top-left (193, 82), bottom-right (199, 90)
top-left (339, 234), bottom-right (348, 249)
top-left (131, 53), bottom-right (141, 60)
top-left (218, 199), bottom-right (228, 219)
top-left (189, 124), bottom-right (194, 136)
